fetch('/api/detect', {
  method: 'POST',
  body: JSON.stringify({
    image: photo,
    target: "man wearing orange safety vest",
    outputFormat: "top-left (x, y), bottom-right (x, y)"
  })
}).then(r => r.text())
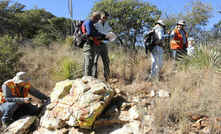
top-left (0, 72), bottom-right (50, 127)
top-left (170, 20), bottom-right (188, 60)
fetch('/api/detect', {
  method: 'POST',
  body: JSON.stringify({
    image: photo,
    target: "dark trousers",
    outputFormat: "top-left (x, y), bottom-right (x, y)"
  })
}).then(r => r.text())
top-left (92, 43), bottom-right (110, 80)
top-left (0, 102), bottom-right (39, 124)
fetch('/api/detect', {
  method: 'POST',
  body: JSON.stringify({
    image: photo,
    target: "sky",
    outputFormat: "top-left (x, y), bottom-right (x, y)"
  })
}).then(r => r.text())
top-left (16, 0), bottom-right (221, 30)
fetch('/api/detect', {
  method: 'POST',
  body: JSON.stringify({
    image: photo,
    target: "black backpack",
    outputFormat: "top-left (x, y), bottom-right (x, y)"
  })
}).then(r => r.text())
top-left (144, 30), bottom-right (156, 54)
top-left (73, 20), bottom-right (87, 48)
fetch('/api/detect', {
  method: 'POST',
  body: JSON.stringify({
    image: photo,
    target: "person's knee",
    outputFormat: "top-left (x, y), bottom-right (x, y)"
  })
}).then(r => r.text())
top-left (3, 102), bottom-right (18, 112)
top-left (28, 104), bottom-right (40, 115)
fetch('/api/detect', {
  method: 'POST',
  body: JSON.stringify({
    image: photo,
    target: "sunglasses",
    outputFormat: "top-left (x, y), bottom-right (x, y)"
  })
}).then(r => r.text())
top-left (102, 16), bottom-right (107, 19)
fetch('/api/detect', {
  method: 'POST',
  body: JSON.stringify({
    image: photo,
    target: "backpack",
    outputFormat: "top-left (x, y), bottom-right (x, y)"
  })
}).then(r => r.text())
top-left (144, 30), bottom-right (156, 54)
top-left (72, 20), bottom-right (87, 48)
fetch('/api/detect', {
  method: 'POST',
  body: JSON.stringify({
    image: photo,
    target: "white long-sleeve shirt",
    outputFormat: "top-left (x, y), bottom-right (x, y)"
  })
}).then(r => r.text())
top-left (153, 25), bottom-right (168, 45)
top-left (95, 20), bottom-right (112, 34)
top-left (95, 21), bottom-right (112, 44)
top-left (187, 45), bottom-right (195, 56)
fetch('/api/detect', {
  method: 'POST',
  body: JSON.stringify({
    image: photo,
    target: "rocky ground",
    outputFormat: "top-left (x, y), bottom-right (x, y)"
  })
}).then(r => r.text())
top-left (0, 77), bottom-right (221, 134)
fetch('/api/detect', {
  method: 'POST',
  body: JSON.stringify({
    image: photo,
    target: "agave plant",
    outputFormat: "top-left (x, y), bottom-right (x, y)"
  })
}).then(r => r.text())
top-left (177, 45), bottom-right (221, 71)
top-left (52, 56), bottom-right (83, 80)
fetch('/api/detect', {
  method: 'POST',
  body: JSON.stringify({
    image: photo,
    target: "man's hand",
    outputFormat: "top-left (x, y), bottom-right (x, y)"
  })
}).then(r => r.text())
top-left (41, 98), bottom-right (51, 105)
top-left (24, 97), bottom-right (32, 103)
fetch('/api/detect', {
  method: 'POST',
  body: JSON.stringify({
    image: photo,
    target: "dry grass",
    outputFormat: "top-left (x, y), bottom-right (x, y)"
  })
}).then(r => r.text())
top-left (108, 48), bottom-right (150, 83)
top-left (18, 42), bottom-right (83, 94)
top-left (153, 67), bottom-right (221, 132)
top-left (17, 42), bottom-right (221, 133)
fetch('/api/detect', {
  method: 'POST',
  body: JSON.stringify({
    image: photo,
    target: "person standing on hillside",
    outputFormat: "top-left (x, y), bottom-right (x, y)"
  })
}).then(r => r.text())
top-left (145, 20), bottom-right (168, 81)
top-left (170, 20), bottom-right (188, 60)
top-left (0, 72), bottom-right (50, 127)
top-left (93, 11), bottom-right (112, 81)
top-left (81, 11), bottom-right (106, 76)
top-left (187, 37), bottom-right (195, 56)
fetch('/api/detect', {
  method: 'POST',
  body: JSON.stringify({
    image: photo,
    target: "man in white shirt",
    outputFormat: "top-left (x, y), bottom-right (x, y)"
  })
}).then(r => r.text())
top-left (187, 37), bottom-right (195, 56)
top-left (93, 11), bottom-right (112, 81)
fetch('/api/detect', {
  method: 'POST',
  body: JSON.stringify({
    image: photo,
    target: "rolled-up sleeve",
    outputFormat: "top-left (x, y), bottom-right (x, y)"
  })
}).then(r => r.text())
top-left (29, 87), bottom-right (49, 101)
top-left (105, 23), bottom-right (112, 33)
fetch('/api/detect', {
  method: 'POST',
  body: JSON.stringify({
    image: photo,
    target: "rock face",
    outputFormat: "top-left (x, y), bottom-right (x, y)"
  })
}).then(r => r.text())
top-left (35, 76), bottom-right (115, 133)
top-left (4, 116), bottom-right (37, 134)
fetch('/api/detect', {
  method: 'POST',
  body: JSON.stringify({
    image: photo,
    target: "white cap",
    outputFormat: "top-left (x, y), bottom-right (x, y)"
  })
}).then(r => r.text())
top-left (156, 20), bottom-right (165, 26)
top-left (13, 72), bottom-right (30, 84)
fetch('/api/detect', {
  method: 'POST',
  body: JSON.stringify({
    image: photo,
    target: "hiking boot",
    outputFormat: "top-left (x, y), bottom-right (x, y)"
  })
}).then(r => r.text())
top-left (1, 119), bottom-right (13, 128)
top-left (105, 77), bottom-right (109, 82)
top-left (1, 122), bottom-right (9, 129)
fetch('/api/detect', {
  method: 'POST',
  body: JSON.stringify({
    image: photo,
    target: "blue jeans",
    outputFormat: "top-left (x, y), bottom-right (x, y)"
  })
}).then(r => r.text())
top-left (0, 102), bottom-right (18, 124)
top-left (150, 45), bottom-right (164, 79)
top-left (0, 102), bottom-right (39, 125)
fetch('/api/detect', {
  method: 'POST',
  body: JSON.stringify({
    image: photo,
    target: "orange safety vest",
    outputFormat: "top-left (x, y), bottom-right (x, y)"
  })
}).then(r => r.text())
top-left (0, 81), bottom-right (31, 104)
top-left (0, 88), bottom-right (4, 104)
top-left (170, 28), bottom-right (188, 50)
top-left (81, 23), bottom-right (101, 46)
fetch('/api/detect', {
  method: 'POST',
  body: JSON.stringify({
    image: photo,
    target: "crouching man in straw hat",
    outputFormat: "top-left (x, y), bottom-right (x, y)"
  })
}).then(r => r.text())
top-left (0, 72), bottom-right (50, 127)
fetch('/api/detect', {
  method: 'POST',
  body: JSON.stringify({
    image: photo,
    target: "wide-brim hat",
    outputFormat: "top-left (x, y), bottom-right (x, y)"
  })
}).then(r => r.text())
top-left (13, 72), bottom-right (30, 84)
top-left (177, 20), bottom-right (186, 26)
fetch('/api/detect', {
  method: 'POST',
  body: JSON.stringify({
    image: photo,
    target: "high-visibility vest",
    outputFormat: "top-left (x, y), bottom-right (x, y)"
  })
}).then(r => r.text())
top-left (0, 88), bottom-right (5, 104)
top-left (0, 82), bottom-right (31, 104)
top-left (170, 28), bottom-right (188, 50)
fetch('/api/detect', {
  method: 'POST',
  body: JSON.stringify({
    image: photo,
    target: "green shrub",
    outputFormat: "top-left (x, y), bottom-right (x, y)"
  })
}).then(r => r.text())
top-left (65, 36), bottom-right (74, 47)
top-left (0, 35), bottom-right (22, 84)
top-left (178, 45), bottom-right (221, 70)
top-left (52, 56), bottom-right (82, 81)
top-left (32, 31), bottom-right (56, 46)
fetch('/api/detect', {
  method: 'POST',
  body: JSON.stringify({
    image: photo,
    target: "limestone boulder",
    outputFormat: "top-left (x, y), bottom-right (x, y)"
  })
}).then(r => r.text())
top-left (38, 76), bottom-right (115, 131)
top-left (50, 79), bottom-right (74, 102)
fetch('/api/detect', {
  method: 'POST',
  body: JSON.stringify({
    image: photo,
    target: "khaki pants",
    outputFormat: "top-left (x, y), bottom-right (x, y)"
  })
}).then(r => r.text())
top-left (83, 41), bottom-right (95, 76)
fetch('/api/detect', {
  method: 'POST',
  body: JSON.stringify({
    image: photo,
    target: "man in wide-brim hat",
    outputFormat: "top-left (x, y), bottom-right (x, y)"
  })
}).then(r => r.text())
top-left (170, 20), bottom-right (188, 60)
